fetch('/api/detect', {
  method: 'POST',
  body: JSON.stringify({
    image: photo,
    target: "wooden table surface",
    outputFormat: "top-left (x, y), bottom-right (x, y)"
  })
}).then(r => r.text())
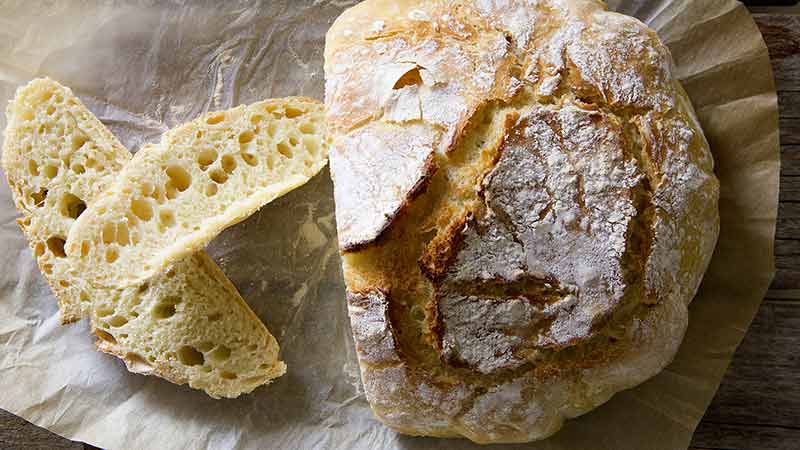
top-left (1, 7), bottom-right (798, 450)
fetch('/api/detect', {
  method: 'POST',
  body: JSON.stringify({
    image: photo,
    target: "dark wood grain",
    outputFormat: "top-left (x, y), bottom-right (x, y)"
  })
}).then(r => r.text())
top-left (756, 14), bottom-right (800, 91)
top-left (1, 9), bottom-right (797, 450)
top-left (0, 409), bottom-right (83, 450)
top-left (692, 423), bottom-right (800, 450)
top-left (687, 12), bottom-right (800, 450)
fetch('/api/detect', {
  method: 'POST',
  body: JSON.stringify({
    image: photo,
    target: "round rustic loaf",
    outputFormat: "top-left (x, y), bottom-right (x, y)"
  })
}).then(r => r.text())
top-left (325, 0), bottom-right (719, 443)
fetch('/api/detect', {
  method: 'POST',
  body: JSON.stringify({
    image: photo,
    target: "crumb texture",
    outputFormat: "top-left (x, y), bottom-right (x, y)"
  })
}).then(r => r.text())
top-left (66, 98), bottom-right (328, 288)
top-left (3, 78), bottom-right (286, 398)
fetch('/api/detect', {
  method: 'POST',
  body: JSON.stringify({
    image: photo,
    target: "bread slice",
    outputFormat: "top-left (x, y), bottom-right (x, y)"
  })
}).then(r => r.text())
top-left (2, 78), bottom-right (131, 323)
top-left (65, 98), bottom-right (327, 289)
top-left (2, 78), bottom-right (285, 398)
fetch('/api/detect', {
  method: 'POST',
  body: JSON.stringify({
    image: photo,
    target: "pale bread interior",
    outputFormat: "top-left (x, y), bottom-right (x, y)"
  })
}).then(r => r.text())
top-left (2, 78), bottom-right (130, 323)
top-left (2, 78), bottom-right (286, 398)
top-left (66, 99), bottom-right (328, 289)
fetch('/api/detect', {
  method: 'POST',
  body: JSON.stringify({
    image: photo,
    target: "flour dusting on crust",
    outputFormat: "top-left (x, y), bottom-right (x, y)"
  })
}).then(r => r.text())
top-left (326, 0), bottom-right (719, 443)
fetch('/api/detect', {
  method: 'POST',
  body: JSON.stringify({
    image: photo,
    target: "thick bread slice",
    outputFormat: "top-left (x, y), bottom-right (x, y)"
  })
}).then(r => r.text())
top-left (2, 78), bottom-right (285, 398)
top-left (2, 78), bottom-right (128, 323)
top-left (66, 98), bottom-right (327, 289)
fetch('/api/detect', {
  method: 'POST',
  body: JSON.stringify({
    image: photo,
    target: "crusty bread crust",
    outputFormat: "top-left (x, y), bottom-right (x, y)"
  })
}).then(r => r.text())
top-left (326, 0), bottom-right (719, 443)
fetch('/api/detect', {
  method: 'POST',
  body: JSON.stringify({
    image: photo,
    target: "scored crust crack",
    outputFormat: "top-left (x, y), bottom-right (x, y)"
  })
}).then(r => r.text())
top-left (2, 78), bottom-right (327, 398)
top-left (326, 0), bottom-right (720, 443)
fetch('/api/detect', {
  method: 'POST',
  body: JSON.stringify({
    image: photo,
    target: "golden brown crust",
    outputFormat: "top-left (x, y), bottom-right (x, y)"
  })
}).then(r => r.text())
top-left (326, 0), bottom-right (719, 443)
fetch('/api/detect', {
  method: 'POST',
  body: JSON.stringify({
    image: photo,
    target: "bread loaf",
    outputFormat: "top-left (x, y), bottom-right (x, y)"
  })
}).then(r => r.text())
top-left (2, 78), bottom-right (285, 398)
top-left (325, 0), bottom-right (719, 443)
top-left (66, 98), bottom-right (327, 289)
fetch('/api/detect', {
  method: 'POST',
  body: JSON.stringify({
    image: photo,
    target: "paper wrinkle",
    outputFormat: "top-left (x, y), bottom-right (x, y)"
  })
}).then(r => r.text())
top-left (0, 1), bottom-right (778, 449)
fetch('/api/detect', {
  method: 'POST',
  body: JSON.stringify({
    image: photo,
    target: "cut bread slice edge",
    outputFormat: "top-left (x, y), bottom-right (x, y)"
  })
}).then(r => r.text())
top-left (2, 77), bottom-right (131, 323)
top-left (2, 78), bottom-right (285, 398)
top-left (65, 98), bottom-right (328, 289)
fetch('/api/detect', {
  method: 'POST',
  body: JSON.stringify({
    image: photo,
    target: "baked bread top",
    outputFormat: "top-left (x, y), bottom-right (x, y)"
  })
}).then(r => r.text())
top-left (325, 0), bottom-right (719, 443)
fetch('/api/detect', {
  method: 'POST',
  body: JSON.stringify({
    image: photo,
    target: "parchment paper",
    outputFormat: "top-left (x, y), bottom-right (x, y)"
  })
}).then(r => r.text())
top-left (0, 1), bottom-right (779, 449)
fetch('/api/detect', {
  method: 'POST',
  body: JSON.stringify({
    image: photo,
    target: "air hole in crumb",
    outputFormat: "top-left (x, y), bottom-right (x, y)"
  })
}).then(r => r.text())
top-left (34, 242), bottom-right (45, 256)
top-left (140, 182), bottom-right (155, 197)
top-left (265, 154), bottom-right (274, 170)
top-left (177, 346), bottom-right (204, 366)
top-left (105, 247), bottom-right (119, 263)
top-left (200, 366), bottom-right (212, 373)
top-left (241, 152), bottom-right (257, 166)
top-left (96, 305), bottom-right (114, 317)
top-left (159, 209), bottom-right (176, 227)
top-left (42, 264), bottom-right (53, 274)
top-left (27, 160), bottom-right (39, 176)
top-left (80, 240), bottom-right (91, 257)
top-left (206, 114), bottom-right (225, 125)
top-left (221, 155), bottom-right (236, 173)
top-left (209, 345), bottom-right (231, 362)
top-left (60, 193), bottom-right (86, 219)
top-left (197, 149), bottom-right (217, 169)
top-left (116, 223), bottom-right (130, 246)
top-left (285, 106), bottom-right (304, 118)
top-left (277, 142), bottom-right (292, 158)
top-left (289, 135), bottom-right (299, 147)
top-left (43, 165), bottom-right (58, 179)
top-left (131, 198), bottom-right (153, 221)
top-left (46, 236), bottom-right (66, 257)
top-left (80, 291), bottom-right (89, 302)
top-left (166, 268), bottom-right (175, 278)
top-left (138, 282), bottom-right (149, 293)
top-left (20, 109), bottom-right (34, 121)
top-left (220, 371), bottom-right (238, 380)
top-left (59, 280), bottom-right (69, 288)
top-left (71, 164), bottom-right (85, 174)
top-left (266, 122), bottom-right (277, 138)
top-left (239, 130), bottom-right (255, 144)
top-left (96, 329), bottom-right (116, 344)
top-left (152, 296), bottom-right (180, 319)
top-left (205, 183), bottom-right (218, 196)
top-left (165, 165), bottom-right (191, 191)
top-left (209, 169), bottom-right (228, 184)
top-left (108, 315), bottom-right (128, 327)
top-left (299, 122), bottom-right (315, 134)
top-left (165, 182), bottom-right (178, 200)
top-left (102, 222), bottom-right (116, 244)
top-left (208, 312), bottom-right (221, 322)
top-left (250, 114), bottom-right (264, 124)
top-left (72, 134), bottom-right (89, 152)
top-left (31, 188), bottom-right (48, 206)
